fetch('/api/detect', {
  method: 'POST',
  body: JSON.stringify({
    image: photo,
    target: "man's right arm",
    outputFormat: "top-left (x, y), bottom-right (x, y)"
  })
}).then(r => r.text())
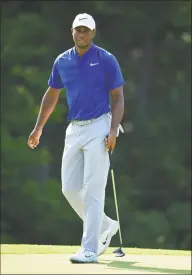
top-left (27, 87), bottom-right (61, 149)
top-left (34, 87), bottom-right (61, 131)
top-left (28, 56), bottom-right (64, 149)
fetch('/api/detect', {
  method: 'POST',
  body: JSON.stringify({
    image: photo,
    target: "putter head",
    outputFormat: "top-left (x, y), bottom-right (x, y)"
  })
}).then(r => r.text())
top-left (113, 247), bottom-right (125, 257)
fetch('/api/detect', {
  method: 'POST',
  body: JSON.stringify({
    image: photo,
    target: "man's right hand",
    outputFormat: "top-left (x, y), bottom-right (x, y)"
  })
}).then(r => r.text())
top-left (27, 128), bottom-right (42, 149)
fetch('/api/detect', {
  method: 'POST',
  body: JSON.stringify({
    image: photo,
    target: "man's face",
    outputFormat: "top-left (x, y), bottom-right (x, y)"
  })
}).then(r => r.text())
top-left (72, 26), bottom-right (95, 49)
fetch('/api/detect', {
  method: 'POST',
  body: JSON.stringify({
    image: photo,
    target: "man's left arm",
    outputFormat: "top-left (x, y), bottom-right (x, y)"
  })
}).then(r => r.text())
top-left (104, 53), bottom-right (125, 152)
top-left (105, 86), bottom-right (124, 152)
top-left (110, 86), bottom-right (124, 134)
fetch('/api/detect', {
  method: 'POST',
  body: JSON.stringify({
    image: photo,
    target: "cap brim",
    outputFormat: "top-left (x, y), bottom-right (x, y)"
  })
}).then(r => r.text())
top-left (72, 22), bottom-right (94, 30)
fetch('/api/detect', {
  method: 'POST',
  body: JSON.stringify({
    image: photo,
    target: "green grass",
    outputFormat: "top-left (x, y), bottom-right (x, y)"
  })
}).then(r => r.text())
top-left (1, 244), bottom-right (191, 256)
top-left (106, 261), bottom-right (191, 274)
top-left (1, 245), bottom-right (191, 274)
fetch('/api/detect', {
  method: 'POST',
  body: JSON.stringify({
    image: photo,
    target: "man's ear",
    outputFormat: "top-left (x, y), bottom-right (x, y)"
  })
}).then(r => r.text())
top-left (93, 29), bottom-right (96, 38)
top-left (71, 28), bottom-right (73, 35)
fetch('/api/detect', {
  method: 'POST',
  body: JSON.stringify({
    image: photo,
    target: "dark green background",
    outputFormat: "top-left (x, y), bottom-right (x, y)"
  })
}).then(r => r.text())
top-left (1, 1), bottom-right (191, 250)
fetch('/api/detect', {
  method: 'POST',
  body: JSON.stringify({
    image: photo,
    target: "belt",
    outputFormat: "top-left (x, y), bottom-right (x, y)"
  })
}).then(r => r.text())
top-left (71, 113), bottom-right (110, 126)
top-left (71, 119), bottom-right (95, 126)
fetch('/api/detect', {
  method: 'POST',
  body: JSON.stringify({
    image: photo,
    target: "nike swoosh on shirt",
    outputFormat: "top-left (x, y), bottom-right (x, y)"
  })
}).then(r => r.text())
top-left (90, 63), bottom-right (99, 66)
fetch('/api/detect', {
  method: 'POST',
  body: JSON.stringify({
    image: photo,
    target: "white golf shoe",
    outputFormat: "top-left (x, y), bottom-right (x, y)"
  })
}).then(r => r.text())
top-left (70, 249), bottom-right (98, 263)
top-left (97, 220), bottom-right (119, 256)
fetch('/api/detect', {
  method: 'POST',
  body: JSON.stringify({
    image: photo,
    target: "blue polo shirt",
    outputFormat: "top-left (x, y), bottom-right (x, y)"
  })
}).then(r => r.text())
top-left (48, 43), bottom-right (125, 121)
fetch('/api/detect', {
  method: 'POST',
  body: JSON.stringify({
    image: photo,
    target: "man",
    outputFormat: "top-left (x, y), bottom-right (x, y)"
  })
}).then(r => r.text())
top-left (27, 13), bottom-right (125, 263)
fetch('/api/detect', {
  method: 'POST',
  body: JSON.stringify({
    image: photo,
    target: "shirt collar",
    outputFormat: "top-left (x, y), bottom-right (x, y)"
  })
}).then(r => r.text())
top-left (73, 43), bottom-right (95, 59)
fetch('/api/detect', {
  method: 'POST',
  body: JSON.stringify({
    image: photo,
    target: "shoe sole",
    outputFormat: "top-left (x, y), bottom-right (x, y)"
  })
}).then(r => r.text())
top-left (70, 258), bottom-right (98, 264)
top-left (97, 221), bottom-right (119, 256)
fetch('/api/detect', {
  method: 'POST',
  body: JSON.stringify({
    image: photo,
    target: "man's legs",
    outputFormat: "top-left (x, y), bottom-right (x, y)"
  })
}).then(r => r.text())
top-left (81, 135), bottom-right (110, 253)
top-left (61, 142), bottom-right (84, 218)
top-left (61, 123), bottom-right (112, 237)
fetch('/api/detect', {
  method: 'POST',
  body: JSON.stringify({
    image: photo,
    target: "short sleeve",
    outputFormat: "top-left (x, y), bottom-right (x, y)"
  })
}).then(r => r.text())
top-left (104, 53), bottom-right (125, 91)
top-left (48, 59), bottom-right (65, 89)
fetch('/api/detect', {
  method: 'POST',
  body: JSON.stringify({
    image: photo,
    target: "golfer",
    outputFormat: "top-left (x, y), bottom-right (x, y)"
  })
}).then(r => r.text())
top-left (27, 13), bottom-right (125, 263)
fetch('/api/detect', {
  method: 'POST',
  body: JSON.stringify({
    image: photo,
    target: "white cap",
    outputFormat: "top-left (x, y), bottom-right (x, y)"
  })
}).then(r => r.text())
top-left (72, 13), bottom-right (96, 30)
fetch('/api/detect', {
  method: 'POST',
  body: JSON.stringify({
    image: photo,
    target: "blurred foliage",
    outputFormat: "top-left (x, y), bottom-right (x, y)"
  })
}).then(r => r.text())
top-left (1, 1), bottom-right (191, 250)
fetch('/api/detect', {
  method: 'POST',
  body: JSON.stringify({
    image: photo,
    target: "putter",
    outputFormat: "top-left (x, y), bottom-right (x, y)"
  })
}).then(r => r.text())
top-left (107, 124), bottom-right (125, 257)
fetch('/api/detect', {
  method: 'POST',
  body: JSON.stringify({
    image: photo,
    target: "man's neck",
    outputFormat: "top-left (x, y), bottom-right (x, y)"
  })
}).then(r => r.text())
top-left (75, 43), bottom-right (92, 57)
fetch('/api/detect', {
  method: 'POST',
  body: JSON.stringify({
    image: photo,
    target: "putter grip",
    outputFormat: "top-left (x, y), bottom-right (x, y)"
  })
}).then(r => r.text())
top-left (106, 135), bottom-right (114, 169)
top-left (109, 152), bottom-right (114, 169)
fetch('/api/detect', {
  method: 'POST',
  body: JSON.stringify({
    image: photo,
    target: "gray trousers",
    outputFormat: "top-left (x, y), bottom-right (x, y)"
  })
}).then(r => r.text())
top-left (61, 113), bottom-right (113, 253)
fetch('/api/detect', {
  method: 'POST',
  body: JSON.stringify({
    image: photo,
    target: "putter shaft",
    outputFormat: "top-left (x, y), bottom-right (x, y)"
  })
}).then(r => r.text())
top-left (110, 168), bottom-right (123, 246)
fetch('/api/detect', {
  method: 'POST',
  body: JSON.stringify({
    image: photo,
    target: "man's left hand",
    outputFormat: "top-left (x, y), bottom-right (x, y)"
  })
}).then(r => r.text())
top-left (104, 131), bottom-right (117, 152)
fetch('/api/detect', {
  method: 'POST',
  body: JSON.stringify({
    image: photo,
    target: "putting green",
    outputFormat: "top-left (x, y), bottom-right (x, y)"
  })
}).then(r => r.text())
top-left (1, 245), bottom-right (191, 274)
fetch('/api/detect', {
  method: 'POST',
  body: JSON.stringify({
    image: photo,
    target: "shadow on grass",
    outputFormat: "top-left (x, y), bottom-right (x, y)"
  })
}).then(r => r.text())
top-left (99, 260), bottom-right (191, 274)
